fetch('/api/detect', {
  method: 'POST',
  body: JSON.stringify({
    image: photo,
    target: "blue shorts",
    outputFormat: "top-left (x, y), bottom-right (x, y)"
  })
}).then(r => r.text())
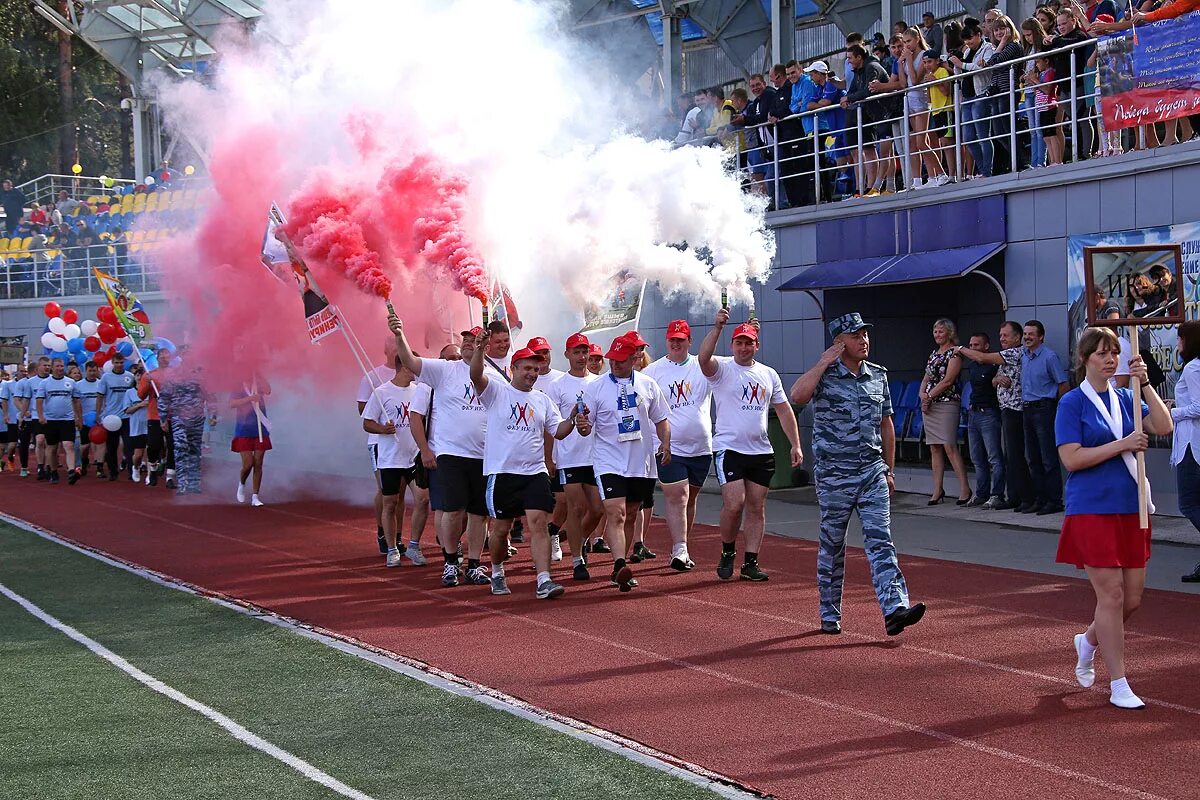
top-left (745, 144), bottom-right (775, 182)
top-left (656, 453), bottom-right (712, 487)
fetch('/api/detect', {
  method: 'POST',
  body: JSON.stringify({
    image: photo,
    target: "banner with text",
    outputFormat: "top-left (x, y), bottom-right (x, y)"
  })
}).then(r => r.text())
top-left (1097, 13), bottom-right (1200, 131)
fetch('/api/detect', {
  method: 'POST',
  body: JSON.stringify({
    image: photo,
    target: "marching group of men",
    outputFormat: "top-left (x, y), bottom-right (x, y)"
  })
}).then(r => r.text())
top-left (359, 307), bottom-right (926, 635)
top-left (0, 345), bottom-right (196, 492)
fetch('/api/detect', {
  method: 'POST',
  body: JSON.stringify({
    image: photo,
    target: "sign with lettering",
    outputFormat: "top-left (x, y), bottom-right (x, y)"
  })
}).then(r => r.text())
top-left (1097, 13), bottom-right (1200, 131)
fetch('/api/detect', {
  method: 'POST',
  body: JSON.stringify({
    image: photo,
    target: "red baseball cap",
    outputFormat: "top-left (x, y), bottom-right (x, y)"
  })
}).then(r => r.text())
top-left (731, 323), bottom-right (759, 342)
top-left (1095, 12), bottom-right (1115, 22)
top-left (510, 347), bottom-right (544, 363)
top-left (606, 340), bottom-right (636, 361)
top-left (588, 343), bottom-right (603, 357)
top-left (666, 320), bottom-right (691, 340)
top-left (461, 326), bottom-right (484, 338)
top-left (526, 336), bottom-right (551, 352)
top-left (566, 332), bottom-right (590, 350)
top-left (620, 330), bottom-right (649, 347)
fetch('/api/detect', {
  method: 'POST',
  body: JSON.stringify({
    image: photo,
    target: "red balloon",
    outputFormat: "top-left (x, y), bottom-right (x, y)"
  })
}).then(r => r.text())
top-left (84, 336), bottom-right (101, 352)
top-left (93, 352), bottom-right (108, 366)
top-left (88, 426), bottom-right (108, 445)
top-left (97, 306), bottom-right (116, 325)
top-left (98, 323), bottom-right (119, 344)
top-left (62, 308), bottom-right (78, 325)
top-left (44, 302), bottom-right (61, 318)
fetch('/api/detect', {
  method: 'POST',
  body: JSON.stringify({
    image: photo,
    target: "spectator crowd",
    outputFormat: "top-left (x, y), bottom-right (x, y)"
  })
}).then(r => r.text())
top-left (668, 0), bottom-right (1200, 208)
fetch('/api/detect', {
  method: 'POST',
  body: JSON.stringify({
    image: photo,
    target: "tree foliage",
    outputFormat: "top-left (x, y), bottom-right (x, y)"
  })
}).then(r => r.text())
top-left (0, 2), bottom-right (128, 183)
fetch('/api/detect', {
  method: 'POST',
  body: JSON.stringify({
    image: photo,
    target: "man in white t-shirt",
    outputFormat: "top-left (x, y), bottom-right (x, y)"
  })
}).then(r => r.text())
top-left (357, 336), bottom-right (399, 554)
top-left (527, 335), bottom-right (568, 559)
top-left (482, 321), bottom-right (513, 379)
top-left (581, 338), bottom-right (671, 591)
top-left (361, 361), bottom-right (433, 568)
top-left (644, 319), bottom-right (713, 572)
top-left (542, 333), bottom-right (602, 580)
top-left (470, 335), bottom-right (589, 598)
top-left (699, 308), bottom-right (802, 583)
top-left (392, 315), bottom-right (504, 587)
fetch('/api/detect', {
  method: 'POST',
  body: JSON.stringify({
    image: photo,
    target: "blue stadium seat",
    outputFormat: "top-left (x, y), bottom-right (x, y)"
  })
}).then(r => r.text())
top-left (889, 378), bottom-right (905, 412)
top-left (959, 382), bottom-right (973, 442)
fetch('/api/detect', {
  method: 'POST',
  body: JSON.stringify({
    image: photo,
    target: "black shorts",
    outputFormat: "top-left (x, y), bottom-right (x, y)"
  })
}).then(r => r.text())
top-left (380, 466), bottom-right (419, 496)
top-left (428, 454), bottom-right (487, 515)
top-left (28, 420), bottom-right (42, 439)
top-left (486, 472), bottom-right (555, 519)
top-left (41, 420), bottom-right (76, 446)
top-left (715, 450), bottom-right (776, 489)
top-left (558, 465), bottom-right (597, 486)
top-left (128, 434), bottom-right (148, 449)
top-left (930, 111), bottom-right (950, 131)
top-left (596, 473), bottom-right (657, 506)
top-left (6, 423), bottom-right (16, 442)
top-left (1038, 108), bottom-right (1059, 133)
top-left (412, 458), bottom-right (429, 490)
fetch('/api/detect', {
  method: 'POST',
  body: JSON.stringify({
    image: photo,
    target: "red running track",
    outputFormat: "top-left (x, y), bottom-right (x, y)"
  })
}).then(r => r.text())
top-left (2, 471), bottom-right (1198, 800)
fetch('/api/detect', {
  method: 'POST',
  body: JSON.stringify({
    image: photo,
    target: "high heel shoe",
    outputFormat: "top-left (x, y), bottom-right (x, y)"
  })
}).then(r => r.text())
top-left (955, 491), bottom-right (973, 507)
top-left (927, 492), bottom-right (945, 505)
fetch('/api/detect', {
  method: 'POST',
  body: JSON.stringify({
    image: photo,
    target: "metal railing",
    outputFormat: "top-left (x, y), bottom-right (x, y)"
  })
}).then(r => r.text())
top-left (678, 36), bottom-right (1129, 209)
top-left (15, 174), bottom-right (137, 209)
top-left (1, 248), bottom-right (160, 300)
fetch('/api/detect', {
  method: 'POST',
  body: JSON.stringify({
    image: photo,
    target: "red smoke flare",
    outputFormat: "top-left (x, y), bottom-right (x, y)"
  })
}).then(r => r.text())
top-left (284, 189), bottom-right (393, 299)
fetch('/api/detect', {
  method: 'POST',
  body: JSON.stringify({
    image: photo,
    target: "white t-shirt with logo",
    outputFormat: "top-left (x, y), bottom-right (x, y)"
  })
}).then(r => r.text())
top-left (707, 356), bottom-right (786, 456)
top-left (543, 371), bottom-right (598, 469)
top-left (643, 355), bottom-right (713, 457)
top-left (357, 364), bottom-right (395, 446)
top-left (479, 380), bottom-right (562, 476)
top-left (361, 381), bottom-right (432, 469)
top-left (535, 367), bottom-right (566, 388)
top-left (417, 358), bottom-right (504, 460)
top-left (581, 371), bottom-right (669, 479)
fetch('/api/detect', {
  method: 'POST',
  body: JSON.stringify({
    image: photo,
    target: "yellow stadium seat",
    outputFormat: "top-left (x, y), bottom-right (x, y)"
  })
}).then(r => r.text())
top-left (108, 205), bottom-right (120, 216)
top-left (0, 238), bottom-right (8, 251)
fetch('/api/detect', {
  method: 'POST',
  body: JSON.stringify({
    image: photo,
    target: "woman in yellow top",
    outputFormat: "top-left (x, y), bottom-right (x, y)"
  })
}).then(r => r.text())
top-left (922, 51), bottom-right (957, 178)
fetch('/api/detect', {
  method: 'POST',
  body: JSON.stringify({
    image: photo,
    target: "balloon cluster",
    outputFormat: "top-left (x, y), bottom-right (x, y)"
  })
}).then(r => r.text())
top-left (38, 302), bottom-right (151, 372)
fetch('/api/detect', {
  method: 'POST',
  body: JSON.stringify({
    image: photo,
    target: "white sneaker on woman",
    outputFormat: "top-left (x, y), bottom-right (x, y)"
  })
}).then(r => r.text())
top-left (1073, 633), bottom-right (1095, 688)
top-left (236, 482), bottom-right (246, 504)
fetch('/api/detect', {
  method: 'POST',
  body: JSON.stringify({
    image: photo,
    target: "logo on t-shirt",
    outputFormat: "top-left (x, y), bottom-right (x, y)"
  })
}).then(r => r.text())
top-left (668, 380), bottom-right (694, 406)
top-left (386, 400), bottom-right (412, 428)
top-left (508, 401), bottom-right (535, 430)
top-left (741, 381), bottom-right (767, 409)
top-left (460, 382), bottom-right (483, 408)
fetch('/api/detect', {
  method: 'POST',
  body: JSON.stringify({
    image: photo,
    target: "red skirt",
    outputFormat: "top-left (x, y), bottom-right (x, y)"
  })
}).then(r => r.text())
top-left (231, 435), bottom-right (272, 453)
top-left (1056, 513), bottom-right (1151, 569)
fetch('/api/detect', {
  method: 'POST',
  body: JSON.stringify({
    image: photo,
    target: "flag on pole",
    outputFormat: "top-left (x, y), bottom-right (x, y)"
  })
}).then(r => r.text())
top-left (489, 280), bottom-right (522, 336)
top-left (580, 270), bottom-right (647, 334)
top-left (261, 202), bottom-right (342, 343)
top-left (93, 267), bottom-right (152, 347)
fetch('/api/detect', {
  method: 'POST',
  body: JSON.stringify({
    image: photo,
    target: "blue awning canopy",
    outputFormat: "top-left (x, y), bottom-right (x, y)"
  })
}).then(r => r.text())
top-left (778, 242), bottom-right (1006, 292)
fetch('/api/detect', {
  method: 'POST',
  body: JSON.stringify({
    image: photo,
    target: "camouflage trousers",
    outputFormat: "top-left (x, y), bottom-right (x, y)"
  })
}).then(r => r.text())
top-left (170, 416), bottom-right (205, 496)
top-left (815, 460), bottom-right (909, 622)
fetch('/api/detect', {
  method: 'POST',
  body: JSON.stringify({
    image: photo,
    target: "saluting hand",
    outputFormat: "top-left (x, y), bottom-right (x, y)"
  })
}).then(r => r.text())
top-left (819, 340), bottom-right (846, 367)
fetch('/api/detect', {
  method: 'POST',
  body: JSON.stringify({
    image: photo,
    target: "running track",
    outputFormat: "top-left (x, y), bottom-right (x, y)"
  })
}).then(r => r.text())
top-left (3, 471), bottom-right (1198, 800)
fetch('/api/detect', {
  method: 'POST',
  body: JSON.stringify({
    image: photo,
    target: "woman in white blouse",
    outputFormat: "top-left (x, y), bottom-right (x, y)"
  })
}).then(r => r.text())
top-left (1171, 322), bottom-right (1200, 582)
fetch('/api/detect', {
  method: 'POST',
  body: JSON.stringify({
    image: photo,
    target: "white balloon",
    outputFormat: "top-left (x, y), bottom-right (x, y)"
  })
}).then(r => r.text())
top-left (102, 413), bottom-right (121, 431)
top-left (144, 176), bottom-right (156, 186)
top-left (80, 320), bottom-right (98, 337)
top-left (47, 317), bottom-right (66, 335)
top-left (40, 332), bottom-right (59, 349)
top-left (103, 361), bottom-right (115, 374)
top-left (64, 323), bottom-right (81, 340)
top-left (49, 337), bottom-right (68, 353)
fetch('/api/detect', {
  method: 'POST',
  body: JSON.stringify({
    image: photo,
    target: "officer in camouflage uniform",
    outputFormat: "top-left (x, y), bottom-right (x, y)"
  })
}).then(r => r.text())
top-left (157, 367), bottom-right (213, 496)
top-left (790, 312), bottom-right (926, 636)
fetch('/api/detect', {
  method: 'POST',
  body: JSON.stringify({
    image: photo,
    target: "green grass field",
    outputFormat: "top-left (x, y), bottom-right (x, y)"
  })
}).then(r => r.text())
top-left (0, 521), bottom-right (722, 800)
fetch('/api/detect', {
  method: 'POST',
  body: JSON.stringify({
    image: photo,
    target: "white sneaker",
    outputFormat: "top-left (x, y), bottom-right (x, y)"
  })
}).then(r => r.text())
top-left (909, 178), bottom-right (925, 191)
top-left (236, 482), bottom-right (246, 504)
top-left (930, 173), bottom-right (949, 187)
top-left (386, 549), bottom-right (402, 568)
top-left (550, 534), bottom-right (563, 562)
top-left (404, 543), bottom-right (426, 565)
top-left (1073, 633), bottom-right (1095, 688)
top-left (1109, 679), bottom-right (1146, 709)
top-left (250, 494), bottom-right (264, 507)
top-left (131, 467), bottom-right (140, 483)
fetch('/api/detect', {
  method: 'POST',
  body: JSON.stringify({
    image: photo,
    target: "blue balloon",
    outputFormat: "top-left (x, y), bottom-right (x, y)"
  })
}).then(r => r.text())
top-left (83, 411), bottom-right (97, 427)
top-left (143, 355), bottom-right (159, 371)
top-left (152, 336), bottom-right (178, 355)
top-left (67, 337), bottom-right (86, 353)
top-left (116, 341), bottom-right (134, 357)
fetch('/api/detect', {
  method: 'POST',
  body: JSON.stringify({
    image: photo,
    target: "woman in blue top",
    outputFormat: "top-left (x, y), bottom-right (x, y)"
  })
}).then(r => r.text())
top-left (229, 375), bottom-right (271, 507)
top-left (1055, 327), bottom-right (1171, 709)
